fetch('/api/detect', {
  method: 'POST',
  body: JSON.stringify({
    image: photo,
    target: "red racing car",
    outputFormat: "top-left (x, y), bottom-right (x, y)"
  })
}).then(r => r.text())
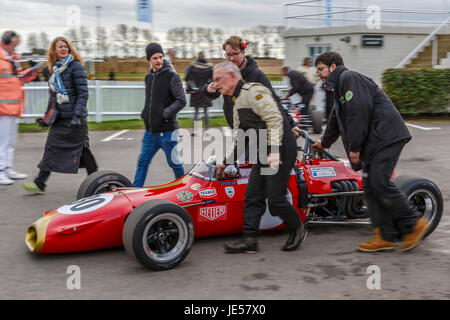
top-left (25, 131), bottom-right (444, 271)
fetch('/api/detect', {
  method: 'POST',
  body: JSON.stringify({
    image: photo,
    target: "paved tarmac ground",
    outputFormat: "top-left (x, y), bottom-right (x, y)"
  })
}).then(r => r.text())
top-left (1, 120), bottom-right (449, 300)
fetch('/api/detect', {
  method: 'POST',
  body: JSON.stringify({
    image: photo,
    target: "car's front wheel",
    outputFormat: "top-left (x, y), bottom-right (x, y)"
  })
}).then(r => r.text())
top-left (123, 199), bottom-right (195, 271)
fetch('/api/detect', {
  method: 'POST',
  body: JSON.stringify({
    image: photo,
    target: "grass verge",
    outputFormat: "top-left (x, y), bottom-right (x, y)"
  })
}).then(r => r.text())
top-left (18, 117), bottom-right (229, 133)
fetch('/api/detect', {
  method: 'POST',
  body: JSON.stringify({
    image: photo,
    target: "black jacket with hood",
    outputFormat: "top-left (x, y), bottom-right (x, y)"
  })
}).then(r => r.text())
top-left (202, 55), bottom-right (294, 128)
top-left (141, 59), bottom-right (186, 132)
top-left (321, 65), bottom-right (411, 165)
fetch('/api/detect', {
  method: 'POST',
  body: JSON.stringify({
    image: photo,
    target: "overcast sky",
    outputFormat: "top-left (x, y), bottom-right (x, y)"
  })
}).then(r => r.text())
top-left (1, 0), bottom-right (449, 52)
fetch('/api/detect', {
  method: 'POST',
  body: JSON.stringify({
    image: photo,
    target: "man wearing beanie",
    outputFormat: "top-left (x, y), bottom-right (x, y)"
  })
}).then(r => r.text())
top-left (133, 42), bottom-right (186, 187)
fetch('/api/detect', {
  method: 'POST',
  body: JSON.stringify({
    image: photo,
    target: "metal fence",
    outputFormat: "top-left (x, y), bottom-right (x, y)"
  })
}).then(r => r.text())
top-left (22, 80), bottom-right (291, 123)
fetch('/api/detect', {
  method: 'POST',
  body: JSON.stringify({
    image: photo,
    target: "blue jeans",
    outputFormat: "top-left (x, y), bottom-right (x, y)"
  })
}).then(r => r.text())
top-left (133, 130), bottom-right (184, 187)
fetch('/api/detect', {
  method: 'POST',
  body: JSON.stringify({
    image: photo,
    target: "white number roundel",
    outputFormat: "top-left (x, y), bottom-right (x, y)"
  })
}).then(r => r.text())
top-left (57, 194), bottom-right (114, 215)
top-left (259, 189), bottom-right (293, 230)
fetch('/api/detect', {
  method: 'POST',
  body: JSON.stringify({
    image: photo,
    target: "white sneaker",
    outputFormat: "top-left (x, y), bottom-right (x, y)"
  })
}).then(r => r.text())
top-left (0, 172), bottom-right (14, 185)
top-left (5, 168), bottom-right (27, 180)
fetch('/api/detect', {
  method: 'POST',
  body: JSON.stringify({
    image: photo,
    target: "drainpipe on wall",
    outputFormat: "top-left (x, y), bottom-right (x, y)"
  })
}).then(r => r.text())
top-left (432, 35), bottom-right (438, 66)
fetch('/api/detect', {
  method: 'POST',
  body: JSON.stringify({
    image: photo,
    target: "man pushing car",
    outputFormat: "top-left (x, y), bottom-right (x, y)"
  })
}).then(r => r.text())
top-left (311, 51), bottom-right (428, 252)
top-left (213, 61), bottom-right (307, 253)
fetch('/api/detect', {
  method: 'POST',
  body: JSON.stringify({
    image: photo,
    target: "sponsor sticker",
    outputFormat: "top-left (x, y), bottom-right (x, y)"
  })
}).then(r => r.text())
top-left (225, 186), bottom-right (235, 198)
top-left (290, 168), bottom-right (303, 175)
top-left (58, 194), bottom-right (114, 215)
top-left (220, 180), bottom-right (236, 186)
top-left (199, 205), bottom-right (227, 222)
top-left (199, 188), bottom-right (217, 198)
top-left (190, 183), bottom-right (201, 190)
top-left (237, 178), bottom-right (249, 185)
top-left (309, 167), bottom-right (337, 178)
top-left (177, 191), bottom-right (193, 202)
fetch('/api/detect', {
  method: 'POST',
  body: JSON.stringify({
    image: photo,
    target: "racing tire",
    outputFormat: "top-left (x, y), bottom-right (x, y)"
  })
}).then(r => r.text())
top-left (393, 175), bottom-right (443, 237)
top-left (311, 109), bottom-right (323, 134)
top-left (77, 170), bottom-right (133, 200)
top-left (123, 199), bottom-right (195, 271)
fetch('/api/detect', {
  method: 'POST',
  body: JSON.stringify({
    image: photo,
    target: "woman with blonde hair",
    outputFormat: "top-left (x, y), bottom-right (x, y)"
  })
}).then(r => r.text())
top-left (24, 37), bottom-right (98, 193)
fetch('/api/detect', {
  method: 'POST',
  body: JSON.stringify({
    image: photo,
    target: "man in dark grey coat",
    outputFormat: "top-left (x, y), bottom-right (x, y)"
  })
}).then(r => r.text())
top-left (281, 66), bottom-right (315, 115)
top-left (133, 43), bottom-right (186, 187)
top-left (185, 52), bottom-right (213, 129)
top-left (312, 52), bottom-right (428, 253)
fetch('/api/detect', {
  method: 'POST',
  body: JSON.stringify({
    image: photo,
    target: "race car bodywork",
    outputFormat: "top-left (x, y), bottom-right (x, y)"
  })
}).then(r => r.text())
top-left (25, 131), bottom-right (444, 271)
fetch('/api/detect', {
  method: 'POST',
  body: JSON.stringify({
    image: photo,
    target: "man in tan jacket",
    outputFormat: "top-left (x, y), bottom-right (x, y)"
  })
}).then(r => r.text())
top-left (213, 61), bottom-right (307, 253)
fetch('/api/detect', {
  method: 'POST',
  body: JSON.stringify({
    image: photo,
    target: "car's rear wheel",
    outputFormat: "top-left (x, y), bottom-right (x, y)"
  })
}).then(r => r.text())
top-left (123, 199), bottom-right (194, 271)
top-left (393, 175), bottom-right (443, 237)
top-left (77, 170), bottom-right (133, 199)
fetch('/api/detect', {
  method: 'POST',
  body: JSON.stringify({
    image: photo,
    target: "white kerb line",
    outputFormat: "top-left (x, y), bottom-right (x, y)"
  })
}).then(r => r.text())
top-left (405, 123), bottom-right (441, 131)
top-left (102, 130), bottom-right (130, 142)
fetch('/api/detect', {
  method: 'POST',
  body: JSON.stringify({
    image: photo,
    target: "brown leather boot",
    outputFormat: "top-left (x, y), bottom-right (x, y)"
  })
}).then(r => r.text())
top-left (401, 217), bottom-right (429, 252)
top-left (357, 228), bottom-right (395, 252)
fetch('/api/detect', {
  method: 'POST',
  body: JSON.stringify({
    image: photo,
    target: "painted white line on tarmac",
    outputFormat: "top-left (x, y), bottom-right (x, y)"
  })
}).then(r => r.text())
top-left (102, 130), bottom-right (129, 142)
top-left (405, 123), bottom-right (441, 131)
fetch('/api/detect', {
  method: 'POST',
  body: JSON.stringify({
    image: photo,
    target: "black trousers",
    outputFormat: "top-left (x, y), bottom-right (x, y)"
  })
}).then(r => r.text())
top-left (300, 89), bottom-right (314, 115)
top-left (362, 141), bottom-right (418, 242)
top-left (35, 146), bottom-right (98, 190)
top-left (193, 107), bottom-right (209, 129)
top-left (243, 151), bottom-right (301, 236)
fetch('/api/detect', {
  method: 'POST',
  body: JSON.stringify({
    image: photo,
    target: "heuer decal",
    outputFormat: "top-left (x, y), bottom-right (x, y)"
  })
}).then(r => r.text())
top-left (220, 180), bottom-right (236, 186)
top-left (199, 205), bottom-right (227, 222)
top-left (310, 167), bottom-right (336, 178)
top-left (225, 186), bottom-right (235, 198)
top-left (177, 191), bottom-right (193, 202)
top-left (199, 188), bottom-right (217, 198)
top-left (191, 183), bottom-right (201, 190)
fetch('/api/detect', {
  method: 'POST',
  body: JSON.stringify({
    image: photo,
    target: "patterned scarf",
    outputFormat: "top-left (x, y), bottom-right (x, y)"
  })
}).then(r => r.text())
top-left (49, 54), bottom-right (74, 104)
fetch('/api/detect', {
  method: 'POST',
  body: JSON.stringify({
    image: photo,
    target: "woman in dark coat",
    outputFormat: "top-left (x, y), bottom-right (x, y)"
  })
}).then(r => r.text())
top-left (185, 52), bottom-right (213, 130)
top-left (24, 37), bottom-right (97, 193)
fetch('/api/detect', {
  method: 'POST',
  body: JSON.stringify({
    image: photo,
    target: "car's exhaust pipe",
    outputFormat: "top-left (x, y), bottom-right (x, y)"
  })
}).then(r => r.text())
top-left (25, 225), bottom-right (43, 253)
top-left (25, 212), bottom-right (57, 253)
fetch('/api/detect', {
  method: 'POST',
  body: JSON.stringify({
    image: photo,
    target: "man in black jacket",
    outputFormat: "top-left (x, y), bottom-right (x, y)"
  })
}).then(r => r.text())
top-left (133, 43), bottom-right (186, 187)
top-left (312, 52), bottom-right (428, 252)
top-left (202, 36), bottom-right (298, 136)
top-left (281, 66), bottom-right (315, 115)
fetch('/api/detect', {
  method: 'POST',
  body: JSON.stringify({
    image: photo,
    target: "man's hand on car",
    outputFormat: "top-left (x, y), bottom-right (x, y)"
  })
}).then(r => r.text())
top-left (311, 140), bottom-right (325, 150)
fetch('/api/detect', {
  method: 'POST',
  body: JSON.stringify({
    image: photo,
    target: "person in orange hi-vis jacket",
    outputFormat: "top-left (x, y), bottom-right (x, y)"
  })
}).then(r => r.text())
top-left (0, 30), bottom-right (38, 185)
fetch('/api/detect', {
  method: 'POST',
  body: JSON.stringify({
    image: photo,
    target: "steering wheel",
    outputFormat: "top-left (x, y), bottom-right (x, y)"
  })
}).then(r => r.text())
top-left (208, 164), bottom-right (217, 180)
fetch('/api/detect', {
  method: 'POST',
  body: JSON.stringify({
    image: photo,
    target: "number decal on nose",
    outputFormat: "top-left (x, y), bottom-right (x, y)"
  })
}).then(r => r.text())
top-left (57, 194), bottom-right (114, 215)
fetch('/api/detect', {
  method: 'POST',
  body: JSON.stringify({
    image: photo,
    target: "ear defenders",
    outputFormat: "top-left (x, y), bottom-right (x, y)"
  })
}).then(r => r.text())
top-left (222, 39), bottom-right (247, 51)
top-left (2, 31), bottom-right (17, 45)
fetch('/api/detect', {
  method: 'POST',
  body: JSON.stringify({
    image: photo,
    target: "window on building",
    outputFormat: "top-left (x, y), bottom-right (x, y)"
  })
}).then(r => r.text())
top-left (308, 45), bottom-right (332, 64)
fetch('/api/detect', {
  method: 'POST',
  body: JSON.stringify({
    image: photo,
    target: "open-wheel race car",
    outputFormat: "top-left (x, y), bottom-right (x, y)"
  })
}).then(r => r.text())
top-left (25, 130), bottom-right (444, 271)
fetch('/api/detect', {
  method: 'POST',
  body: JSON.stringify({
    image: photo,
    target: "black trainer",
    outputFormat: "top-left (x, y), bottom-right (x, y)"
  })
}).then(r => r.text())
top-left (224, 237), bottom-right (258, 254)
top-left (282, 223), bottom-right (307, 251)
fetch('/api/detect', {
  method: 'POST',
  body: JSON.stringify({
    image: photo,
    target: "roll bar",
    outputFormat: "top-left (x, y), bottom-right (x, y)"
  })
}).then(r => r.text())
top-left (297, 129), bottom-right (339, 163)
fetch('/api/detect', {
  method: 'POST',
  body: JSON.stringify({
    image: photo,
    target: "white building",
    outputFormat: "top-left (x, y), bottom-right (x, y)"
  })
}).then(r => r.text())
top-left (284, 25), bottom-right (450, 85)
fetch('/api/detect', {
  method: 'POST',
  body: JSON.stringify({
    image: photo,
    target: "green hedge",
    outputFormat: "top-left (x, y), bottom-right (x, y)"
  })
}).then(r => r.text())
top-left (382, 68), bottom-right (450, 115)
